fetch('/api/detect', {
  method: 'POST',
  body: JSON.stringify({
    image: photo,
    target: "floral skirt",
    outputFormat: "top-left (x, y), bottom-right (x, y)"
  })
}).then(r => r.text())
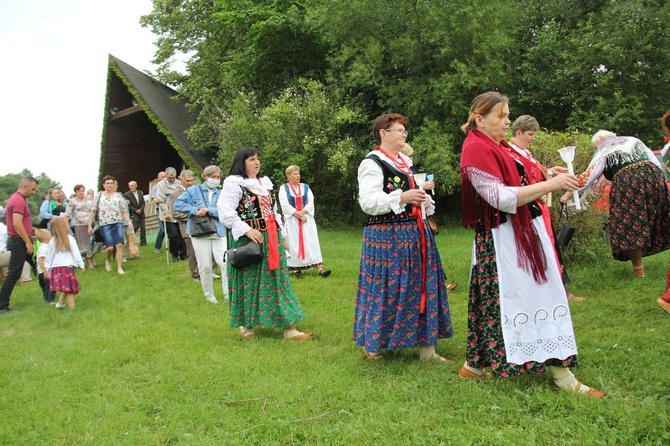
top-left (466, 229), bottom-right (577, 378)
top-left (72, 225), bottom-right (91, 255)
top-left (227, 232), bottom-right (306, 329)
top-left (609, 163), bottom-right (670, 261)
top-left (353, 221), bottom-right (453, 352)
top-left (49, 266), bottom-right (81, 294)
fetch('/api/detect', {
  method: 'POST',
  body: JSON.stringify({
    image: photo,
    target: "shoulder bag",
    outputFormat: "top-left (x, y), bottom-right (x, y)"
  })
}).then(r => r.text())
top-left (227, 240), bottom-right (264, 269)
top-left (555, 203), bottom-right (575, 248)
top-left (225, 187), bottom-right (264, 269)
top-left (190, 187), bottom-right (217, 238)
top-left (427, 216), bottom-right (439, 235)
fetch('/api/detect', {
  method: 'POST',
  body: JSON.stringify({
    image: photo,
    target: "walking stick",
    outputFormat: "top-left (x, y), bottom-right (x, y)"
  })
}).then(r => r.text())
top-left (164, 217), bottom-right (170, 266)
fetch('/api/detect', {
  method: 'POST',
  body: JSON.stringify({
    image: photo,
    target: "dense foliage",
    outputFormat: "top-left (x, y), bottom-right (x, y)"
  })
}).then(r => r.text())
top-left (0, 170), bottom-right (61, 216)
top-left (140, 0), bottom-right (670, 222)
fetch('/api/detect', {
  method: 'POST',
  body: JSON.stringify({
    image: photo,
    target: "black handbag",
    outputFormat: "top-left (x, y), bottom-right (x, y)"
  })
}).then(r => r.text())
top-left (555, 203), bottom-right (575, 248)
top-left (227, 240), bottom-right (264, 269)
top-left (190, 215), bottom-right (217, 237)
top-left (189, 187), bottom-right (217, 237)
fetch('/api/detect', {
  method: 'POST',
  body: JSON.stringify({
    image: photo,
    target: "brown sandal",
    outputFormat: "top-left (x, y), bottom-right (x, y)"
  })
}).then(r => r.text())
top-left (577, 381), bottom-right (607, 398)
top-left (446, 282), bottom-right (458, 291)
top-left (458, 365), bottom-right (489, 379)
top-left (238, 327), bottom-right (256, 339)
top-left (362, 347), bottom-right (383, 360)
top-left (567, 293), bottom-right (586, 302)
top-left (285, 332), bottom-right (313, 341)
top-left (657, 298), bottom-right (670, 314)
top-left (633, 266), bottom-right (645, 278)
top-left (283, 327), bottom-right (313, 341)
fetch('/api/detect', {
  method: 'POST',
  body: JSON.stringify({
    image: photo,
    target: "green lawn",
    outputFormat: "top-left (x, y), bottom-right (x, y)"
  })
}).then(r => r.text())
top-left (1, 226), bottom-right (668, 445)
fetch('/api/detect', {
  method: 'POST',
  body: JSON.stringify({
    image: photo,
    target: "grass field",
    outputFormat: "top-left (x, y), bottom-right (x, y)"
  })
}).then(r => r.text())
top-left (1, 226), bottom-right (669, 445)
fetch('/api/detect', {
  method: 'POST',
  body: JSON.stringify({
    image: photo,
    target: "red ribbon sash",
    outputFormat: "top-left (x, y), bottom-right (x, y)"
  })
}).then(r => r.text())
top-left (411, 206), bottom-right (428, 314)
top-left (290, 183), bottom-right (305, 260)
top-left (266, 215), bottom-right (280, 271)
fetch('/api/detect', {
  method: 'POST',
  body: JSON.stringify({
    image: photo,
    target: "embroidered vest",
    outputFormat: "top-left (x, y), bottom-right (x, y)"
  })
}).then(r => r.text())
top-left (363, 154), bottom-right (416, 226)
top-left (283, 183), bottom-right (309, 208)
top-left (235, 186), bottom-right (273, 231)
top-left (603, 150), bottom-right (651, 181)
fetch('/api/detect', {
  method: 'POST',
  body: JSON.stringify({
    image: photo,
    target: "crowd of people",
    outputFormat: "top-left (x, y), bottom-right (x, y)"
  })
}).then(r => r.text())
top-left (4, 91), bottom-right (670, 399)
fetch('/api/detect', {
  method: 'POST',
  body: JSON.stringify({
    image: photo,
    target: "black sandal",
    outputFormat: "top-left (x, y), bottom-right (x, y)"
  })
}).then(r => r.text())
top-left (318, 269), bottom-right (331, 277)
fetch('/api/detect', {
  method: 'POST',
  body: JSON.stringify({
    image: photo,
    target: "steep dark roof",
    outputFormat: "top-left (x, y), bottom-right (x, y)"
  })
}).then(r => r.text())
top-left (99, 55), bottom-right (217, 191)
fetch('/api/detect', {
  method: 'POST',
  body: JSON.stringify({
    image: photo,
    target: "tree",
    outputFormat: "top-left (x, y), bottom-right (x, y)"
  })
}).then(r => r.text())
top-left (515, 0), bottom-right (670, 147)
top-left (211, 80), bottom-right (368, 224)
top-left (0, 170), bottom-right (61, 216)
top-left (142, 0), bottom-right (670, 220)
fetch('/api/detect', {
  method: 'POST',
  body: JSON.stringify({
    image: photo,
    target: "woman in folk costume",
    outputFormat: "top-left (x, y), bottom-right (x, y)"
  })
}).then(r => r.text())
top-left (278, 165), bottom-right (331, 278)
top-left (509, 115), bottom-right (585, 302)
top-left (217, 146), bottom-right (313, 341)
top-left (563, 130), bottom-right (670, 279)
top-left (354, 113), bottom-right (453, 362)
top-left (459, 92), bottom-right (605, 397)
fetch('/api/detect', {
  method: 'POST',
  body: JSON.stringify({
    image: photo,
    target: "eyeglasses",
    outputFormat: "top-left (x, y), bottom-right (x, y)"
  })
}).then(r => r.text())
top-left (384, 128), bottom-right (408, 135)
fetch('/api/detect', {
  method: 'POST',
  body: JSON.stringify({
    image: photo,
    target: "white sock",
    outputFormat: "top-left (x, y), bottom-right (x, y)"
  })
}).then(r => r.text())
top-left (283, 327), bottom-right (300, 338)
top-left (547, 366), bottom-right (590, 394)
top-left (419, 346), bottom-right (435, 361)
top-left (463, 362), bottom-right (486, 376)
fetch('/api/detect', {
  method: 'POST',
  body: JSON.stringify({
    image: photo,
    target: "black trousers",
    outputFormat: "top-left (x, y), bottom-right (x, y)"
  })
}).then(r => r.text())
top-left (165, 221), bottom-right (186, 258)
top-left (0, 236), bottom-right (28, 310)
top-left (131, 214), bottom-right (147, 245)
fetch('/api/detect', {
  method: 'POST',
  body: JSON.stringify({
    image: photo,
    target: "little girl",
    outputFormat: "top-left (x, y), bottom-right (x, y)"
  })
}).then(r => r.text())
top-left (35, 229), bottom-right (56, 303)
top-left (46, 217), bottom-right (85, 309)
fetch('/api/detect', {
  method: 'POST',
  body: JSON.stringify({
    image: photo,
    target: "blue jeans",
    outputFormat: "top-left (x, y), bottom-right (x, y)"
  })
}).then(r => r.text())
top-left (99, 223), bottom-right (125, 247)
top-left (155, 215), bottom-right (165, 249)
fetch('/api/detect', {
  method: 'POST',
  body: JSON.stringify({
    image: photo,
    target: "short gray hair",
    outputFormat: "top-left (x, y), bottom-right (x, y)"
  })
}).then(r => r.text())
top-left (179, 169), bottom-right (195, 180)
top-left (202, 165), bottom-right (221, 178)
top-left (165, 167), bottom-right (177, 176)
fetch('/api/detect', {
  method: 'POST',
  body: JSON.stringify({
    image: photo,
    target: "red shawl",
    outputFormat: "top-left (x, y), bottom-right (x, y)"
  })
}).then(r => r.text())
top-left (460, 129), bottom-right (548, 283)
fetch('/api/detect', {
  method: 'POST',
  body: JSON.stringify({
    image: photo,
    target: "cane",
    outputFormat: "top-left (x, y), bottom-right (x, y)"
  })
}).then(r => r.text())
top-left (163, 217), bottom-right (170, 266)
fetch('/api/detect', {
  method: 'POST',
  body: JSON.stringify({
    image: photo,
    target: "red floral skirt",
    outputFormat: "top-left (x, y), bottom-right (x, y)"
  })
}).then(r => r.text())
top-left (49, 266), bottom-right (81, 294)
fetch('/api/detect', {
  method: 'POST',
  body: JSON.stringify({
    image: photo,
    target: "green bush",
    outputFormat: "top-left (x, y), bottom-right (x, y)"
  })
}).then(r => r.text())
top-left (211, 79), bottom-right (369, 227)
top-left (530, 130), bottom-right (612, 266)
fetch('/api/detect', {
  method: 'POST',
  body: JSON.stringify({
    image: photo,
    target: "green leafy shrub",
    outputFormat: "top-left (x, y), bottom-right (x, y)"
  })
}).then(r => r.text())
top-left (211, 79), bottom-right (369, 226)
top-left (529, 130), bottom-right (612, 266)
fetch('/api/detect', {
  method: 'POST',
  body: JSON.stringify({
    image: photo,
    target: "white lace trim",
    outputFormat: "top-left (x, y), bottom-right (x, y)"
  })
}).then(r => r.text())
top-left (388, 189), bottom-right (403, 213)
top-left (466, 167), bottom-right (518, 214)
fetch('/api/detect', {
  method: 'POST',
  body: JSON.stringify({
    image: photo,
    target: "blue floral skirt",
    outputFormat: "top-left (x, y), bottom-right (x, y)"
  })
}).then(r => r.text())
top-left (353, 221), bottom-right (453, 352)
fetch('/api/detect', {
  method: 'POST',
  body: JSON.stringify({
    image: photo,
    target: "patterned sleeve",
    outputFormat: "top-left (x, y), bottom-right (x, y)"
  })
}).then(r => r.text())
top-left (465, 167), bottom-right (519, 214)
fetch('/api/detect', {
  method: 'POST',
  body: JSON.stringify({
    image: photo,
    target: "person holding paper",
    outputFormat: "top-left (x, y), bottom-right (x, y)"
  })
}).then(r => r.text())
top-left (459, 92), bottom-right (605, 397)
top-left (400, 142), bottom-right (457, 291)
top-left (354, 113), bottom-right (453, 362)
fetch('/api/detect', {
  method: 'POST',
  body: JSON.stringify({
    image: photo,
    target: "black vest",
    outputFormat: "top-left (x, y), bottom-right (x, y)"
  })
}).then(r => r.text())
top-left (363, 154), bottom-right (416, 226)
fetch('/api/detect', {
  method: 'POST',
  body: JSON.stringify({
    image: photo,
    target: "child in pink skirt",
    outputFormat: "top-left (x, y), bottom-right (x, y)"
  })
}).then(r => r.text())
top-left (46, 217), bottom-right (85, 309)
